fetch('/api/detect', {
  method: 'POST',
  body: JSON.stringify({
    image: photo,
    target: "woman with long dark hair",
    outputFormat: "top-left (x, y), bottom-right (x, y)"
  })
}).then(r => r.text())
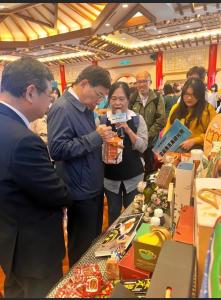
top-left (164, 77), bottom-right (216, 151)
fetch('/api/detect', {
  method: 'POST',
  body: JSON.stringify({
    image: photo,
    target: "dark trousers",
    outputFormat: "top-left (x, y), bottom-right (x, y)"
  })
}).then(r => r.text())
top-left (105, 183), bottom-right (137, 226)
top-left (4, 263), bottom-right (62, 298)
top-left (67, 196), bottom-right (101, 268)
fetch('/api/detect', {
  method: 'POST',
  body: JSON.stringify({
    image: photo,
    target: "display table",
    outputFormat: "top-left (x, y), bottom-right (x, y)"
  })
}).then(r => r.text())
top-left (47, 204), bottom-right (135, 298)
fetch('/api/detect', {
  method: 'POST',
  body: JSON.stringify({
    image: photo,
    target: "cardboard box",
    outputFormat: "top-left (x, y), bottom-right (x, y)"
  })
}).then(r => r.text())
top-left (133, 223), bottom-right (170, 273)
top-left (146, 240), bottom-right (196, 298)
top-left (173, 205), bottom-right (195, 245)
top-left (118, 245), bottom-right (151, 280)
top-left (110, 283), bottom-right (137, 298)
top-left (194, 178), bottom-right (221, 295)
top-left (175, 162), bottom-right (195, 210)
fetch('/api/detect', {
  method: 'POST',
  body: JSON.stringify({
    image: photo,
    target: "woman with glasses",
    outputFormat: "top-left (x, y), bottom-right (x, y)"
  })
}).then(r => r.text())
top-left (100, 81), bottom-right (148, 226)
top-left (163, 77), bottom-right (216, 151)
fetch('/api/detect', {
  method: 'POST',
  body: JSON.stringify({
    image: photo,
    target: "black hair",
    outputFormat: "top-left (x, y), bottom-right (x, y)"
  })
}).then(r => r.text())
top-left (1, 56), bottom-right (53, 97)
top-left (211, 83), bottom-right (218, 92)
top-left (108, 81), bottom-right (130, 101)
top-left (52, 87), bottom-right (61, 97)
top-left (186, 66), bottom-right (206, 81)
top-left (74, 65), bottom-right (111, 89)
top-left (170, 77), bottom-right (209, 128)
top-left (163, 84), bottom-right (174, 95)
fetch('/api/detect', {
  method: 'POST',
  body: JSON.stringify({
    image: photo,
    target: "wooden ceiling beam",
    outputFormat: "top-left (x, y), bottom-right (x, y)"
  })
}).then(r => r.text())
top-left (54, 3), bottom-right (58, 29)
top-left (59, 5), bottom-right (82, 29)
top-left (41, 4), bottom-right (58, 29)
top-left (10, 15), bottom-right (29, 40)
top-left (0, 3), bottom-right (41, 15)
top-left (177, 3), bottom-right (184, 16)
top-left (203, 4), bottom-right (207, 11)
top-left (67, 3), bottom-right (94, 22)
top-left (114, 4), bottom-right (156, 31)
top-left (190, 3), bottom-right (195, 13)
top-left (77, 3), bottom-right (97, 18)
top-left (0, 19), bottom-right (15, 41)
top-left (92, 3), bottom-right (120, 34)
top-left (89, 3), bottom-right (104, 12)
top-left (0, 15), bottom-right (8, 24)
top-left (15, 13), bottom-right (54, 28)
top-left (34, 6), bottom-right (54, 27)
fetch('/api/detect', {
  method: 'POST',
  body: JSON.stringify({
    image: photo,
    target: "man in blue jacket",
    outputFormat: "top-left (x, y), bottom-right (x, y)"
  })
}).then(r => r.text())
top-left (47, 66), bottom-right (113, 266)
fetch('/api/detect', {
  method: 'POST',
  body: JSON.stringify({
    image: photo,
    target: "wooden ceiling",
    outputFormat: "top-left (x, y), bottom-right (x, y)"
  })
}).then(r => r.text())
top-left (0, 3), bottom-right (220, 65)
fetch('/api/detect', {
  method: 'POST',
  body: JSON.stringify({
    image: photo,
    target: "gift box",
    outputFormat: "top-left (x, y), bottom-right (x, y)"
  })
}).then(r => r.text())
top-left (133, 223), bottom-right (171, 272)
top-left (118, 245), bottom-right (152, 280)
top-left (173, 205), bottom-right (195, 245)
top-left (175, 162), bottom-right (195, 210)
top-left (146, 240), bottom-right (195, 298)
top-left (194, 178), bottom-right (221, 294)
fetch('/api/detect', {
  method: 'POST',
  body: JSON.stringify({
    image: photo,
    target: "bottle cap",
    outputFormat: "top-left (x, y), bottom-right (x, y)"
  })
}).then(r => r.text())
top-left (150, 216), bottom-right (161, 226)
top-left (154, 208), bottom-right (164, 218)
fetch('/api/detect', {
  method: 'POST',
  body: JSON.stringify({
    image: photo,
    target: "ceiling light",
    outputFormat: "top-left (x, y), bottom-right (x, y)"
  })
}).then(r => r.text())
top-left (122, 4), bottom-right (128, 8)
top-left (105, 23), bottom-right (110, 27)
top-left (158, 30), bottom-right (162, 33)
top-left (122, 37), bottom-right (127, 40)
top-left (186, 25), bottom-right (190, 28)
top-left (0, 5), bottom-right (5, 9)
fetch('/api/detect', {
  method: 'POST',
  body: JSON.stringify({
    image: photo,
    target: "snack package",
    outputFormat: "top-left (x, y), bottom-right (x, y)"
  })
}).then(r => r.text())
top-left (102, 136), bottom-right (123, 164)
top-left (163, 152), bottom-right (181, 166)
top-left (54, 263), bottom-right (103, 298)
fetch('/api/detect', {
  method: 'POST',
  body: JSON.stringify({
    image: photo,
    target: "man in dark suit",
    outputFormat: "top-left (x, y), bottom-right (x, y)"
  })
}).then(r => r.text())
top-left (0, 57), bottom-right (72, 298)
top-left (47, 66), bottom-right (114, 267)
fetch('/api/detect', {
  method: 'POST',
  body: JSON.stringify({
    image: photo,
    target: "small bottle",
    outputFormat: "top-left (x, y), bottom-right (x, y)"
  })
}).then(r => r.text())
top-left (154, 208), bottom-right (165, 226)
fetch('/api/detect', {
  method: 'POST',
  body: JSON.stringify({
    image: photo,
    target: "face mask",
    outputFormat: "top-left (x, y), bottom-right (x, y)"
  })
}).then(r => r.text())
top-left (211, 87), bottom-right (215, 91)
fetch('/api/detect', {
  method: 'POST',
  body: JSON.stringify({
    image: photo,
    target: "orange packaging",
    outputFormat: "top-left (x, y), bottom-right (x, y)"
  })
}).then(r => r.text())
top-left (163, 152), bottom-right (181, 166)
top-left (102, 136), bottom-right (123, 164)
top-left (180, 153), bottom-right (191, 162)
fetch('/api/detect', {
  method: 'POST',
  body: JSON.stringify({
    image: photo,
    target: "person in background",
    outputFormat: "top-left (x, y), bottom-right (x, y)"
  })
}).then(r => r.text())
top-left (0, 57), bottom-right (72, 298)
top-left (207, 83), bottom-right (219, 109)
top-left (47, 65), bottom-right (114, 267)
top-left (52, 87), bottom-right (61, 101)
top-left (173, 82), bottom-right (182, 99)
top-left (100, 82), bottom-right (148, 225)
top-left (164, 77), bottom-right (216, 151)
top-left (129, 71), bottom-right (166, 175)
top-left (163, 83), bottom-right (178, 118)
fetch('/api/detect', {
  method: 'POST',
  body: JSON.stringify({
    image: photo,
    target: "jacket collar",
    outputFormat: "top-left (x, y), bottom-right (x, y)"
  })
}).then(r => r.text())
top-left (136, 89), bottom-right (158, 105)
top-left (0, 102), bottom-right (27, 127)
top-left (63, 90), bottom-right (87, 112)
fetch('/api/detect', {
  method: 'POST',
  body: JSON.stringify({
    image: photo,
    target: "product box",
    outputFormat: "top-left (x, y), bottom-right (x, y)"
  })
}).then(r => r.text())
top-left (194, 178), bottom-right (221, 294)
top-left (133, 223), bottom-right (171, 272)
top-left (175, 162), bottom-right (195, 210)
top-left (146, 240), bottom-right (196, 298)
top-left (118, 245), bottom-right (152, 280)
top-left (173, 205), bottom-right (195, 245)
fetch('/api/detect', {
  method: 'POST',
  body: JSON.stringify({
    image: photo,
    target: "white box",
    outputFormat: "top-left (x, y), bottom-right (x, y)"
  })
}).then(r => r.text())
top-left (175, 162), bottom-right (195, 211)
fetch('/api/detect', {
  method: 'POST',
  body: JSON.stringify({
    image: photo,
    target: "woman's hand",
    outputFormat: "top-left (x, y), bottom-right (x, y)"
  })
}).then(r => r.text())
top-left (116, 123), bottom-right (131, 135)
top-left (180, 138), bottom-right (195, 151)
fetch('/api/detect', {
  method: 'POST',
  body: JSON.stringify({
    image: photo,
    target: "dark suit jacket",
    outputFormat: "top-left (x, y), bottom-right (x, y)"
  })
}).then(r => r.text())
top-left (0, 103), bottom-right (72, 279)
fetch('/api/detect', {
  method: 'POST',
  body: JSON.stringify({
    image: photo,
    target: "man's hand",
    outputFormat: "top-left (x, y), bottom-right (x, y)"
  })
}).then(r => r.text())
top-left (96, 125), bottom-right (116, 142)
top-left (180, 138), bottom-right (195, 151)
